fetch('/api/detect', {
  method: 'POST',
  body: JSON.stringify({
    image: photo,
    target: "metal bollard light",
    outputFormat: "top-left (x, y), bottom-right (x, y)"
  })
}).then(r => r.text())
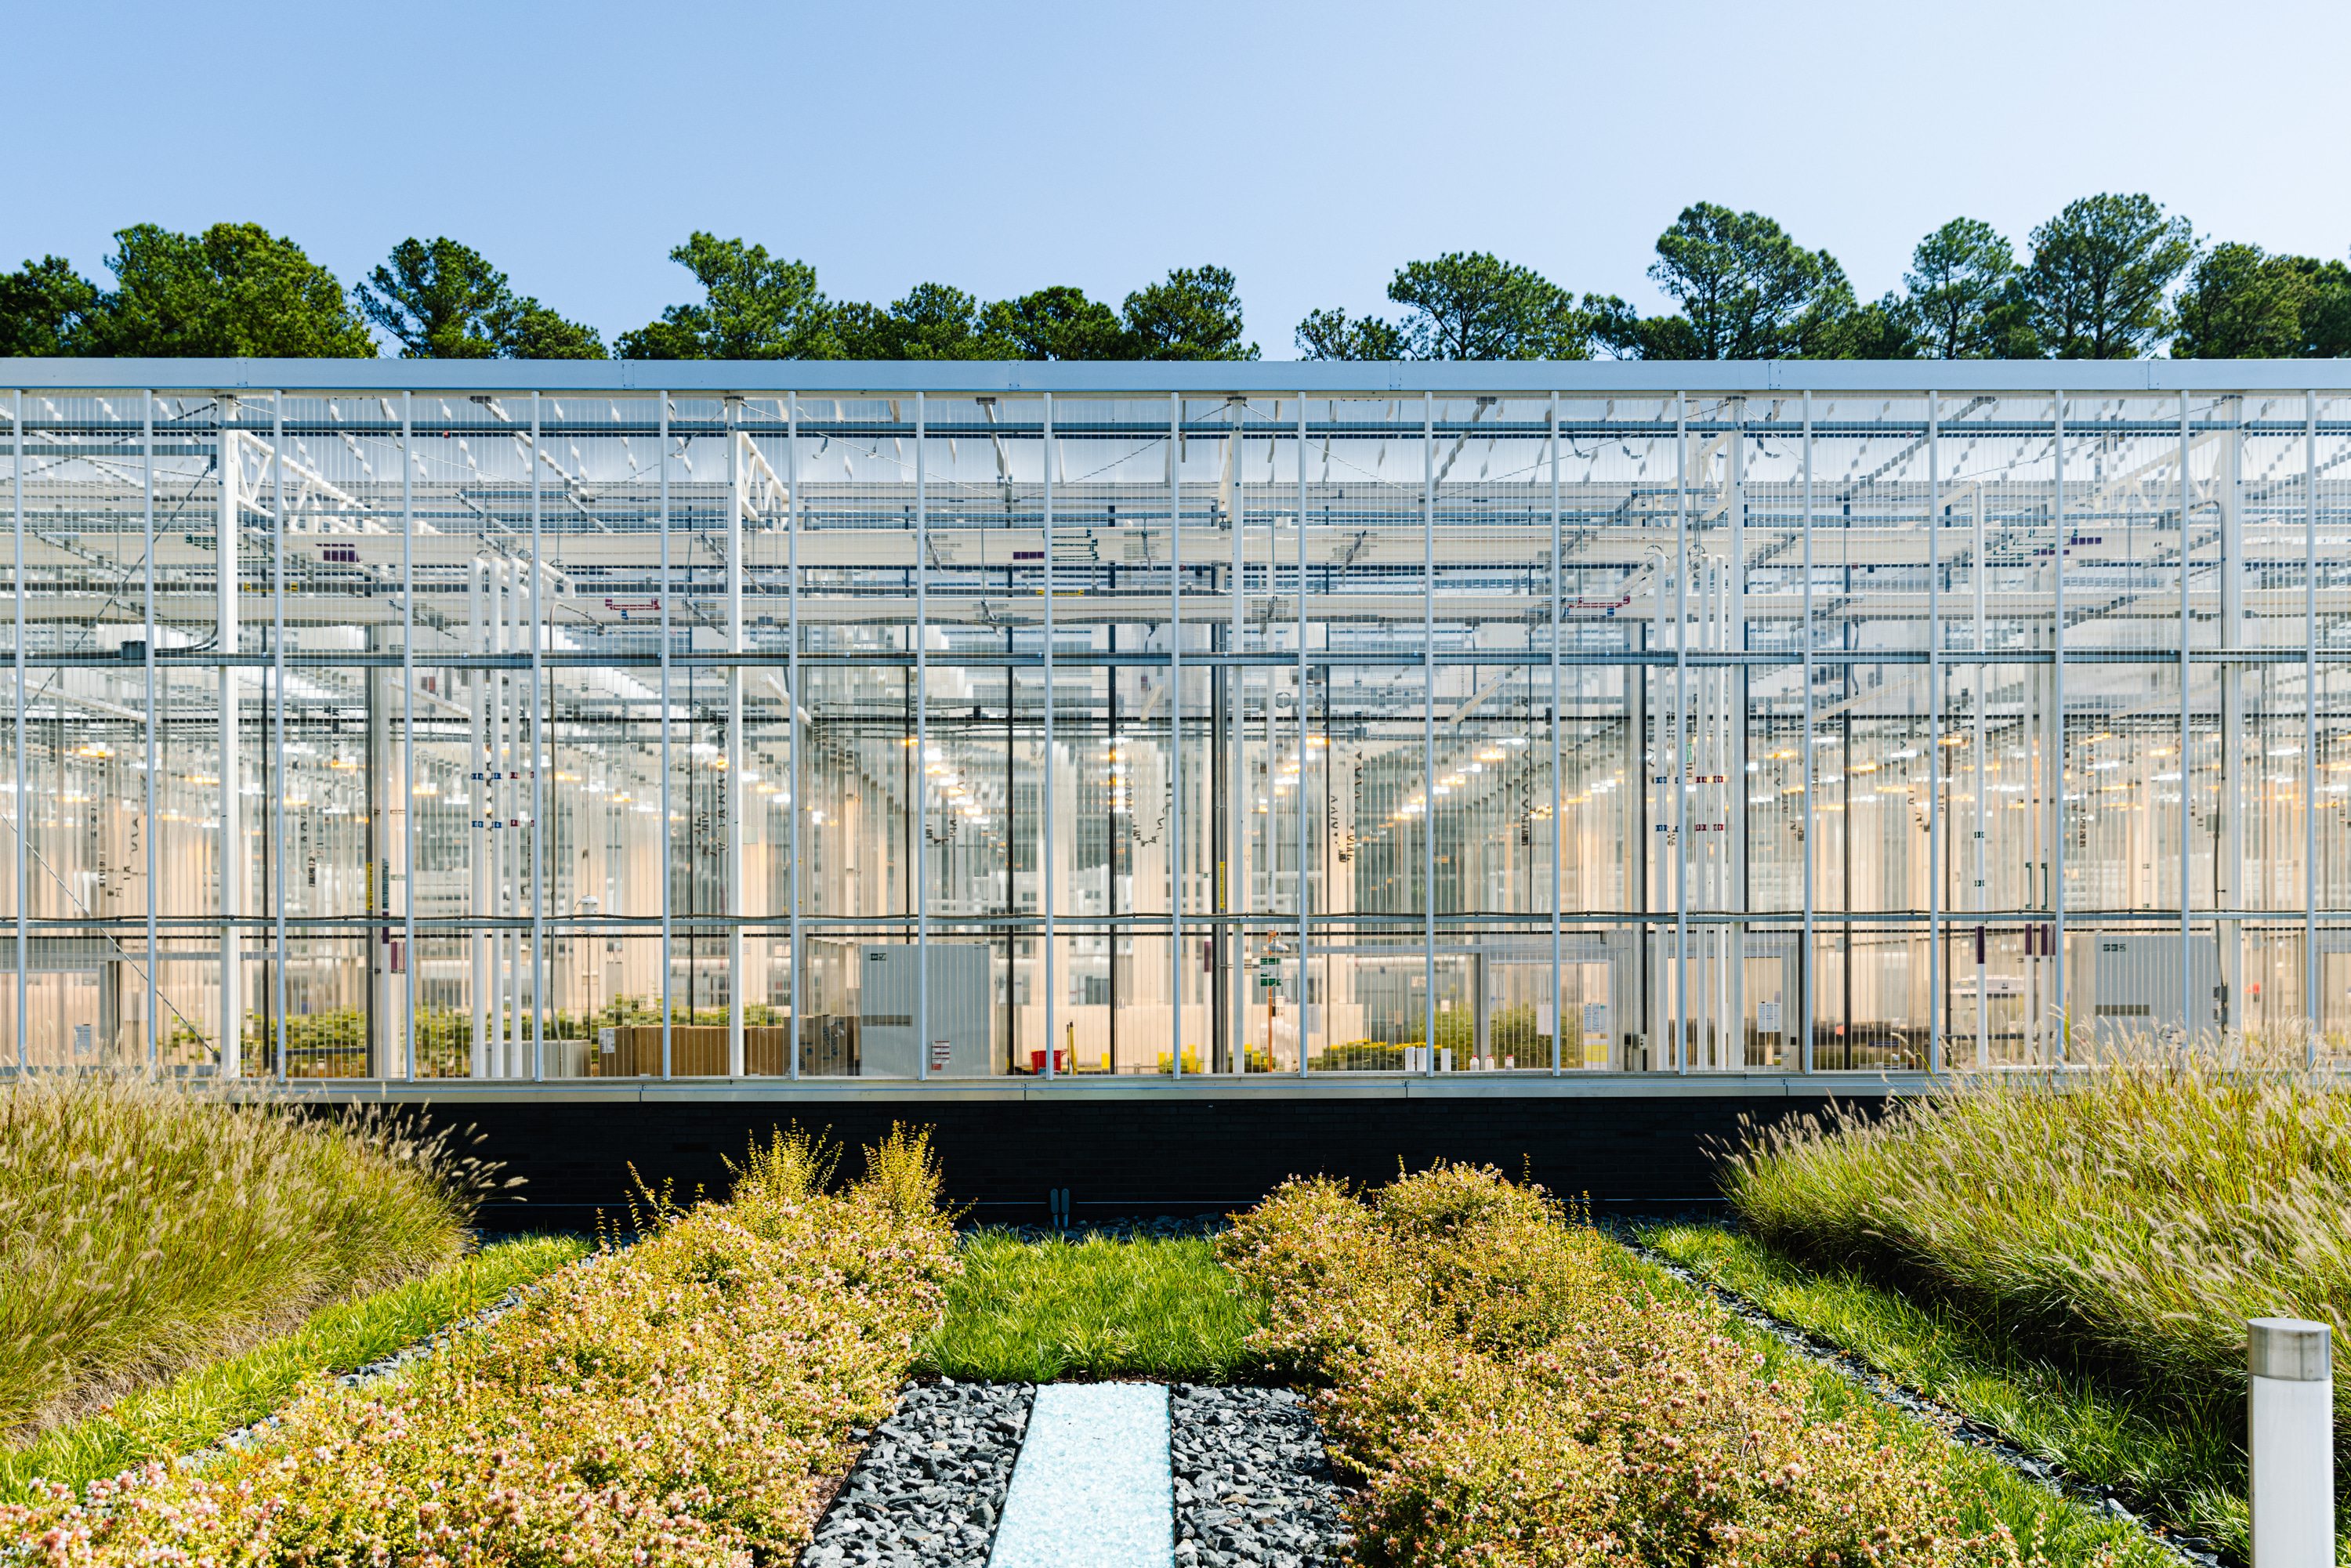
top-left (2249, 1317), bottom-right (2333, 1568)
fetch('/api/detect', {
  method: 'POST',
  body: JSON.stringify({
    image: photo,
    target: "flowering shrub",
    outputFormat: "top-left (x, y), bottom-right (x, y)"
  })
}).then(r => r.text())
top-left (5, 1125), bottom-right (958, 1568)
top-left (1220, 1167), bottom-right (2092, 1568)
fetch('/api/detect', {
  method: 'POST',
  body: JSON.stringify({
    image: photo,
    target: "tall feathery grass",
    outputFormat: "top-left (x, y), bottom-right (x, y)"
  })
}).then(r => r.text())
top-left (1725, 1033), bottom-right (2351, 1449)
top-left (0, 1075), bottom-right (498, 1440)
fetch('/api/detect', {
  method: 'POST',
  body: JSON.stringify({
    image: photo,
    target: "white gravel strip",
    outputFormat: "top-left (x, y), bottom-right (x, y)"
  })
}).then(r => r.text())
top-left (988, 1383), bottom-right (1173, 1568)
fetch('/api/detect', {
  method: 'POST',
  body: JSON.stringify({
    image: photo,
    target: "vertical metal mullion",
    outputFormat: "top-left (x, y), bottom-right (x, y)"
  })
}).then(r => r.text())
top-left (1927, 393), bottom-right (1940, 1074)
top-left (786, 393), bottom-right (802, 1079)
top-left (1972, 486), bottom-right (1988, 1068)
top-left (403, 392), bottom-right (417, 1081)
top-left (2181, 393), bottom-right (2193, 1041)
top-left (9, 389), bottom-right (20, 1073)
top-left (273, 393), bottom-right (286, 1083)
top-left (1229, 400), bottom-right (1244, 1078)
top-left (1295, 394), bottom-right (1309, 1077)
top-left (658, 393), bottom-right (672, 1081)
top-left (1169, 394), bottom-right (1183, 1082)
top-left (1422, 392), bottom-right (1436, 1072)
top-left (1800, 392), bottom-right (1814, 1074)
top-left (1042, 394), bottom-right (1056, 1080)
top-left (143, 391), bottom-right (158, 1069)
top-left (2307, 389), bottom-right (2320, 1065)
top-left (2052, 392), bottom-right (2067, 1042)
top-left (528, 393), bottom-right (544, 1081)
top-left (1549, 391), bottom-right (1563, 1076)
top-left (1674, 392), bottom-right (1690, 1076)
top-left (915, 393), bottom-right (929, 1079)
top-left (723, 404), bottom-right (744, 1077)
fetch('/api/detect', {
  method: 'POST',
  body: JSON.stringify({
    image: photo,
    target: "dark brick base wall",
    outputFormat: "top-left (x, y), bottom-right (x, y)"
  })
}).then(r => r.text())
top-left (395, 1095), bottom-right (1839, 1232)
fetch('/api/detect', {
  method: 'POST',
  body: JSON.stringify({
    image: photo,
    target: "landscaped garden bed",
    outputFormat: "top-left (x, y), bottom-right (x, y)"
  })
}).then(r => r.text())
top-left (5, 1122), bottom-right (958, 1566)
top-left (0, 1077), bottom-right (2233, 1566)
top-left (1219, 1163), bottom-right (2166, 1566)
top-left (1692, 1041), bottom-right (2351, 1563)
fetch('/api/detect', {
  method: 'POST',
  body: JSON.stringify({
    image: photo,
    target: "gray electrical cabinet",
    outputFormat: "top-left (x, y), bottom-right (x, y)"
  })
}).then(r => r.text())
top-left (858, 943), bottom-right (993, 1077)
top-left (2089, 932), bottom-right (2220, 1043)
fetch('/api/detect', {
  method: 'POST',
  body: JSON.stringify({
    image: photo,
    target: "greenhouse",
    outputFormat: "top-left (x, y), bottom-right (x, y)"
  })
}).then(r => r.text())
top-left (0, 357), bottom-right (2343, 1085)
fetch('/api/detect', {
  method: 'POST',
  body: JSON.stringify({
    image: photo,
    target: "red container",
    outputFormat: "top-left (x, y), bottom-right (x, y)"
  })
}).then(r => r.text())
top-left (1028, 1048), bottom-right (1071, 1075)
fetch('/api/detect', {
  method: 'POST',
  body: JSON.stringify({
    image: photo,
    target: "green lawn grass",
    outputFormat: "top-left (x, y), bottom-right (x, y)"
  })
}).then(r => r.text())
top-left (1598, 1228), bottom-right (2179, 1566)
top-left (917, 1230), bottom-right (1263, 1384)
top-left (2, 1233), bottom-right (586, 1501)
top-left (1640, 1222), bottom-right (2260, 1562)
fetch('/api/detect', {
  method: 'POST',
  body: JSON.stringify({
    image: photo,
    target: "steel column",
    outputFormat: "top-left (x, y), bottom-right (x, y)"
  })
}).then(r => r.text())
top-left (658, 393), bottom-right (672, 1080)
top-left (1549, 391), bottom-right (1563, 1075)
top-left (143, 392), bottom-right (157, 1068)
top-left (1422, 393), bottom-right (1436, 1073)
top-left (1042, 393), bottom-right (1056, 1080)
top-left (1926, 393), bottom-right (1940, 1074)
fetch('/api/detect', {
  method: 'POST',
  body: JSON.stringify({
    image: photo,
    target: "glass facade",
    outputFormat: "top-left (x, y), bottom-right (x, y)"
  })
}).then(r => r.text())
top-left (3, 363), bottom-right (2346, 1081)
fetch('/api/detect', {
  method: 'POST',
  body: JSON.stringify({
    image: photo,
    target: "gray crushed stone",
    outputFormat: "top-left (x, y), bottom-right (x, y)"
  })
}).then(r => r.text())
top-left (800, 1379), bottom-right (1031, 1568)
top-left (1622, 1234), bottom-right (2221, 1568)
top-left (1171, 1384), bottom-right (1349, 1567)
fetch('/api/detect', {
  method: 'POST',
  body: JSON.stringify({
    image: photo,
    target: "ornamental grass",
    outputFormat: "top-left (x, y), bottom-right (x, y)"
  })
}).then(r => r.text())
top-left (1220, 1164), bottom-right (2100, 1567)
top-left (7, 1123), bottom-right (959, 1568)
top-left (1722, 1036), bottom-right (2351, 1436)
top-left (0, 1076), bottom-right (496, 1441)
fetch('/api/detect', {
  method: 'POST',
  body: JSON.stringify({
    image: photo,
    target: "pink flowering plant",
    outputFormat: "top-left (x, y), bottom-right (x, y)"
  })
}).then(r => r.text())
top-left (5, 1124), bottom-right (958, 1568)
top-left (1219, 1166), bottom-right (2125, 1568)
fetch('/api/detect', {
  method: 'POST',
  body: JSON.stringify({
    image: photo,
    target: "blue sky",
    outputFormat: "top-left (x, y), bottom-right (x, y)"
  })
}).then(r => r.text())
top-left (9, 0), bottom-right (2348, 357)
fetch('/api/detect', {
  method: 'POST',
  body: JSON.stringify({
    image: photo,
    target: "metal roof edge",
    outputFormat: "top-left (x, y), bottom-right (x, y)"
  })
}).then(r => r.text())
top-left (2, 357), bottom-right (2347, 397)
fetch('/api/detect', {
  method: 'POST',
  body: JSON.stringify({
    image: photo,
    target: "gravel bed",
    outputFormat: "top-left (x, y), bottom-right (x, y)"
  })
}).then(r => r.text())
top-left (1170, 1385), bottom-right (1349, 1568)
top-left (1621, 1236), bottom-right (2219, 1568)
top-left (800, 1379), bottom-right (1032, 1568)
